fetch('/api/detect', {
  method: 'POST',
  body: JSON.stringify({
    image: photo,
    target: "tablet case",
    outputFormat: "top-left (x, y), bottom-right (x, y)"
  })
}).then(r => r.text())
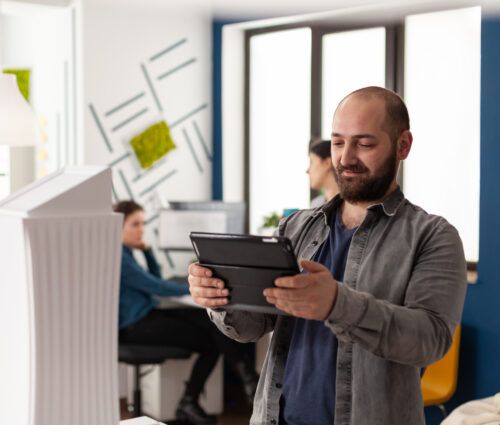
top-left (190, 232), bottom-right (300, 314)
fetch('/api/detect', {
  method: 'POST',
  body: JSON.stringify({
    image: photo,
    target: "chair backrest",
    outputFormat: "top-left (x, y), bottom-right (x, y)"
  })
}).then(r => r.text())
top-left (421, 324), bottom-right (461, 404)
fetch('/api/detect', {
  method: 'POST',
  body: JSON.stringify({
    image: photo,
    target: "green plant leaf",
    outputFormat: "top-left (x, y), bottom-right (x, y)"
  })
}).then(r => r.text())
top-left (262, 211), bottom-right (282, 228)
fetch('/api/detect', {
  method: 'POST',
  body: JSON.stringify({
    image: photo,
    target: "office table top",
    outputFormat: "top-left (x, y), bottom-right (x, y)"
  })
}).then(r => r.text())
top-left (158, 293), bottom-right (200, 309)
top-left (120, 416), bottom-right (166, 425)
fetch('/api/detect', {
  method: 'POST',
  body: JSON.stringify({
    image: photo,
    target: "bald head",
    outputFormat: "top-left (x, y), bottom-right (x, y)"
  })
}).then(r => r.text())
top-left (335, 86), bottom-right (410, 143)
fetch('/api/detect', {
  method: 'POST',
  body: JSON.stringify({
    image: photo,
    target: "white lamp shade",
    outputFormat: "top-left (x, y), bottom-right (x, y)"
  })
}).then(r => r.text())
top-left (0, 73), bottom-right (38, 146)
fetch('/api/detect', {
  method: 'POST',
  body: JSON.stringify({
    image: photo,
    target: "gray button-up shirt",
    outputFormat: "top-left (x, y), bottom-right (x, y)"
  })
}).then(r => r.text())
top-left (209, 188), bottom-right (468, 425)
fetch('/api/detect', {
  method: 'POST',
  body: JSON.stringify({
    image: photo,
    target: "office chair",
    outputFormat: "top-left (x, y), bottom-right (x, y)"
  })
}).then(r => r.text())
top-left (119, 344), bottom-right (192, 417)
top-left (421, 324), bottom-right (462, 418)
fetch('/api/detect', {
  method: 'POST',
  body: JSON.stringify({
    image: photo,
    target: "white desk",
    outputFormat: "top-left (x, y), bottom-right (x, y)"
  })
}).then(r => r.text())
top-left (162, 294), bottom-right (271, 374)
top-left (158, 294), bottom-right (199, 309)
top-left (120, 417), bottom-right (166, 425)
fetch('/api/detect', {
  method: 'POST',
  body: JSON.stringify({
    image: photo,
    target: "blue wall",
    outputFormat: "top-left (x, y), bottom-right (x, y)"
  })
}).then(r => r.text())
top-left (454, 14), bottom-right (500, 403)
top-left (212, 18), bottom-right (253, 200)
top-left (211, 20), bottom-right (226, 200)
top-left (423, 14), bottom-right (500, 425)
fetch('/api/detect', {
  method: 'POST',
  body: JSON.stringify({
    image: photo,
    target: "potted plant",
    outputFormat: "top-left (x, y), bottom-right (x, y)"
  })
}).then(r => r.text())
top-left (258, 211), bottom-right (282, 236)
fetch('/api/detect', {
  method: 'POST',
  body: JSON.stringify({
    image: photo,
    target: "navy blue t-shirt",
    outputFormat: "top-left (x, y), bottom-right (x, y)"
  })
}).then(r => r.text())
top-left (280, 208), bottom-right (357, 425)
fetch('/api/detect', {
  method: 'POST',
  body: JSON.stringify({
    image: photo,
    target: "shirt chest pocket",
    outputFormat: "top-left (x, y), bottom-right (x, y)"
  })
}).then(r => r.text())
top-left (350, 243), bottom-right (416, 305)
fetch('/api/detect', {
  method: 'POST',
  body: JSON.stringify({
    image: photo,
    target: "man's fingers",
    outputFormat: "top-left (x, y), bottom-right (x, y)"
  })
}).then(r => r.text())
top-left (265, 296), bottom-right (277, 305)
top-left (188, 262), bottom-right (213, 278)
top-left (275, 262), bottom-right (333, 289)
top-left (191, 286), bottom-right (229, 299)
top-left (271, 299), bottom-right (315, 318)
top-left (188, 274), bottom-right (225, 289)
top-left (193, 297), bottom-right (229, 308)
top-left (265, 297), bottom-right (301, 315)
top-left (188, 263), bottom-right (226, 289)
top-left (300, 259), bottom-right (329, 273)
top-left (274, 274), bottom-right (310, 289)
top-left (271, 299), bottom-right (298, 316)
top-left (263, 287), bottom-right (304, 301)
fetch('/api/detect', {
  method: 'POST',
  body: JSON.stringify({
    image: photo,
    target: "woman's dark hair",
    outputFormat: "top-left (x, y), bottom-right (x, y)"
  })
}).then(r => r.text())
top-left (309, 137), bottom-right (331, 160)
top-left (113, 200), bottom-right (143, 220)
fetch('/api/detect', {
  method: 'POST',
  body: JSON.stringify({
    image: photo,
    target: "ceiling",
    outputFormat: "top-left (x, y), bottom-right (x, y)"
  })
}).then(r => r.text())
top-left (0, 0), bottom-right (471, 16)
top-left (2, 0), bottom-right (500, 20)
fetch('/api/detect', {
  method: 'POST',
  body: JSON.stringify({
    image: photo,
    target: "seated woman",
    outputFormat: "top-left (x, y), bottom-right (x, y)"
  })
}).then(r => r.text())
top-left (114, 200), bottom-right (258, 425)
top-left (307, 137), bottom-right (339, 208)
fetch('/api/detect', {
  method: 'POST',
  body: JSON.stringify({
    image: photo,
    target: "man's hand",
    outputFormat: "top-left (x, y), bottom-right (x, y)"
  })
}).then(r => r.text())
top-left (263, 259), bottom-right (338, 320)
top-left (188, 263), bottom-right (230, 309)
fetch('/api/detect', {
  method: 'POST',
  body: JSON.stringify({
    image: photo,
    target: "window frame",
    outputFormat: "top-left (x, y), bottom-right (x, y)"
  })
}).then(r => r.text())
top-left (242, 15), bottom-right (478, 274)
top-left (244, 20), bottom-right (404, 218)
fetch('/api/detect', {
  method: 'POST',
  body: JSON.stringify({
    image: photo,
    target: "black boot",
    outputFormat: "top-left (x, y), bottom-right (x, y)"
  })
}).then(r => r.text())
top-left (234, 361), bottom-right (259, 406)
top-left (176, 394), bottom-right (217, 425)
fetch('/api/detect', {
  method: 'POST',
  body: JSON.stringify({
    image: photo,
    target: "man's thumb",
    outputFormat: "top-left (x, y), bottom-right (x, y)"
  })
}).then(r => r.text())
top-left (300, 259), bottom-right (328, 274)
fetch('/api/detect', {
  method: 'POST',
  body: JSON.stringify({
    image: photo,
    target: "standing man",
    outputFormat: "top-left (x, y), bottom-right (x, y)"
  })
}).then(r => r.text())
top-left (188, 86), bottom-right (468, 425)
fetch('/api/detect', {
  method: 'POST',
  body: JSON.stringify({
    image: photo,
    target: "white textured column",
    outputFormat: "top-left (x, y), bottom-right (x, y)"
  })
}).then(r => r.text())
top-left (23, 215), bottom-right (122, 425)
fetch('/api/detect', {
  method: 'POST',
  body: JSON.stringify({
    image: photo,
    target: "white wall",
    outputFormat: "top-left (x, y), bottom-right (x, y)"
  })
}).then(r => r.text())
top-left (80, 2), bottom-right (215, 399)
top-left (82, 1), bottom-right (213, 209)
top-left (0, 14), bottom-right (8, 197)
top-left (0, 3), bottom-right (74, 195)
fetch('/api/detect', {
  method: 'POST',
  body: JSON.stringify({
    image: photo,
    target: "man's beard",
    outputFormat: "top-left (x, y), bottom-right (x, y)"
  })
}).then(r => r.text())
top-left (333, 148), bottom-right (398, 203)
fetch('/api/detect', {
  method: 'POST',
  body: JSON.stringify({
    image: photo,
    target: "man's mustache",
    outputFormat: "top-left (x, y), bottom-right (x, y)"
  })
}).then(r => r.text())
top-left (336, 163), bottom-right (369, 174)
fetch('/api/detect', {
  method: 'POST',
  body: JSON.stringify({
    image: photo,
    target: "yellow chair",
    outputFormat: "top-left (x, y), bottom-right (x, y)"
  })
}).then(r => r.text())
top-left (421, 324), bottom-right (462, 417)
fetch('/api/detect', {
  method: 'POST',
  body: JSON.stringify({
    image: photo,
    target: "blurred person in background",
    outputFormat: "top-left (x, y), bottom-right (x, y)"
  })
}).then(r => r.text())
top-left (307, 137), bottom-right (339, 208)
top-left (114, 200), bottom-right (258, 425)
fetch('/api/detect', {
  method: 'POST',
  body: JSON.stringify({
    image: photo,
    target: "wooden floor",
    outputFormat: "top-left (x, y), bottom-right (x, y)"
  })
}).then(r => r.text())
top-left (120, 384), bottom-right (251, 425)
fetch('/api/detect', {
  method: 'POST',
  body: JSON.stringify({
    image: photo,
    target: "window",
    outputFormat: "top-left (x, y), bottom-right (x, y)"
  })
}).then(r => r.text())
top-left (321, 27), bottom-right (386, 139)
top-left (248, 28), bottom-right (311, 233)
top-left (243, 6), bottom-right (480, 268)
top-left (404, 7), bottom-right (480, 262)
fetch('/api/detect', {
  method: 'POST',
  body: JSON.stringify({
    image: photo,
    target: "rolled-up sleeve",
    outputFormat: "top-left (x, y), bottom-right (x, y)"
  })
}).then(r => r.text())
top-left (208, 309), bottom-right (276, 343)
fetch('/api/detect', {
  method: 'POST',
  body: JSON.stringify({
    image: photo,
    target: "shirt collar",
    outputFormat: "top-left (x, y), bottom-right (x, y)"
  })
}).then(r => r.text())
top-left (317, 186), bottom-right (404, 222)
top-left (367, 186), bottom-right (404, 217)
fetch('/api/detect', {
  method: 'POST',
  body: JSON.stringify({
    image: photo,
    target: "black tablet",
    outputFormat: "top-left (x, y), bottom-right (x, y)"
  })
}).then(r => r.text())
top-left (190, 232), bottom-right (300, 314)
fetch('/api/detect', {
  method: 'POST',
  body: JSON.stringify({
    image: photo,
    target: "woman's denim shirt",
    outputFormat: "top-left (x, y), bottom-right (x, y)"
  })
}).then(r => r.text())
top-left (209, 188), bottom-right (468, 425)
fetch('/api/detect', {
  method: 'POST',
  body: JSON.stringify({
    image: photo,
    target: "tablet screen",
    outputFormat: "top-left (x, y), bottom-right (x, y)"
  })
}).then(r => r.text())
top-left (190, 232), bottom-right (298, 271)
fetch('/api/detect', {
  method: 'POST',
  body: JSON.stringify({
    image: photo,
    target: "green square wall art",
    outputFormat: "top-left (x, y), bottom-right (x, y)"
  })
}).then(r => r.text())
top-left (3, 69), bottom-right (31, 102)
top-left (130, 120), bottom-right (176, 169)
